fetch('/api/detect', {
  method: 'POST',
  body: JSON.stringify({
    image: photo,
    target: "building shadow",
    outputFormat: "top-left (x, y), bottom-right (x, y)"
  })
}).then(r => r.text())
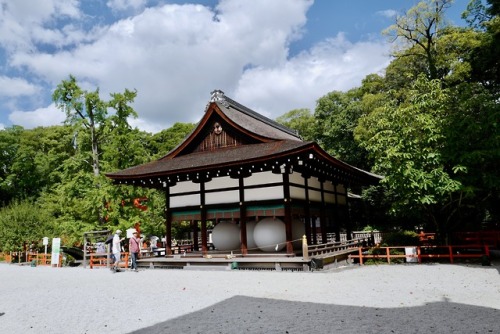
top-left (129, 295), bottom-right (500, 334)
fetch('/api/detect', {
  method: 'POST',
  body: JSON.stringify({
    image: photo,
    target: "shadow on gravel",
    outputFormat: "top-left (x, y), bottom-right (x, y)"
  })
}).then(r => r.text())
top-left (129, 295), bottom-right (500, 334)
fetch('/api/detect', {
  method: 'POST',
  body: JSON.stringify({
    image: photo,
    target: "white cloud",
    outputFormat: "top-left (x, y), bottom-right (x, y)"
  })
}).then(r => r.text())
top-left (9, 104), bottom-right (66, 129)
top-left (0, 0), bottom-right (82, 52)
top-left (107, 0), bottom-right (147, 12)
top-left (377, 9), bottom-right (398, 19)
top-left (234, 33), bottom-right (390, 117)
top-left (0, 76), bottom-right (40, 97)
top-left (1, 0), bottom-right (392, 133)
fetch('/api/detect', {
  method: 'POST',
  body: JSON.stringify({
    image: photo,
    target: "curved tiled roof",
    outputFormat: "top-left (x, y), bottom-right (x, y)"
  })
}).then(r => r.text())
top-left (108, 140), bottom-right (312, 178)
top-left (217, 96), bottom-right (301, 141)
top-left (105, 90), bottom-right (382, 186)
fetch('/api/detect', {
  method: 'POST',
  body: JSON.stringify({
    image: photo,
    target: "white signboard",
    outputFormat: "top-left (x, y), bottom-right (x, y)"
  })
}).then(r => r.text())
top-left (51, 238), bottom-right (61, 267)
top-left (405, 247), bottom-right (418, 263)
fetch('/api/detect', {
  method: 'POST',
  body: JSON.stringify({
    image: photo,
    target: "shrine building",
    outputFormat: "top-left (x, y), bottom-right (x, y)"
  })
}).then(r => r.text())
top-left (106, 90), bottom-right (381, 257)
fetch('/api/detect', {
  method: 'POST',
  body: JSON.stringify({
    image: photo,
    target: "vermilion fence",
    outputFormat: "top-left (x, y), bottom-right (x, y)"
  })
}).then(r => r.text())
top-left (89, 252), bottom-right (129, 269)
top-left (349, 244), bottom-right (490, 265)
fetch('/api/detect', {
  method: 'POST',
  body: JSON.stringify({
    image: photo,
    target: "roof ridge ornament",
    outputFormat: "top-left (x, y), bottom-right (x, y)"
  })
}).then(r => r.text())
top-left (210, 89), bottom-right (229, 108)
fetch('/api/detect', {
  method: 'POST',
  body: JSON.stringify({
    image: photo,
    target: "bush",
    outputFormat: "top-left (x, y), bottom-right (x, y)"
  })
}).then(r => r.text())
top-left (381, 230), bottom-right (419, 246)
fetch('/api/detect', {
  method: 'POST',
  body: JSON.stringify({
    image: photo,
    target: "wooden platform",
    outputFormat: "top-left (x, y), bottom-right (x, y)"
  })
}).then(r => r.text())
top-left (135, 248), bottom-right (358, 272)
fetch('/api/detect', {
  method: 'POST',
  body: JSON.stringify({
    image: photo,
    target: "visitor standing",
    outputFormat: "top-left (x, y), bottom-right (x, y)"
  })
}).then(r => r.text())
top-left (129, 231), bottom-right (141, 272)
top-left (112, 230), bottom-right (123, 272)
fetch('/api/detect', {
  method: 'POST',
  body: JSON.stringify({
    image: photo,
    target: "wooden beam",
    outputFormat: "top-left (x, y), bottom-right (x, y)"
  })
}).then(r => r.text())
top-left (320, 180), bottom-right (327, 244)
top-left (303, 176), bottom-right (312, 245)
top-left (200, 181), bottom-right (208, 254)
top-left (283, 172), bottom-right (294, 255)
top-left (239, 177), bottom-right (248, 255)
top-left (165, 187), bottom-right (173, 255)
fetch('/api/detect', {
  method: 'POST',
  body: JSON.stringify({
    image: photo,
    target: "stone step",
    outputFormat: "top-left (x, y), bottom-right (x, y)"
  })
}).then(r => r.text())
top-left (183, 264), bottom-right (231, 271)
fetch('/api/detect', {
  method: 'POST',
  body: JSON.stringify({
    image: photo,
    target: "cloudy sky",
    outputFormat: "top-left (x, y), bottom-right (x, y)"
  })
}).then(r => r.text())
top-left (0, 0), bottom-right (470, 133)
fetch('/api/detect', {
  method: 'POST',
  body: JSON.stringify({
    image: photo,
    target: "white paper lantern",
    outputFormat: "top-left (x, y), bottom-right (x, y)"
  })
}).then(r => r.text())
top-left (212, 221), bottom-right (240, 251)
top-left (254, 218), bottom-right (286, 252)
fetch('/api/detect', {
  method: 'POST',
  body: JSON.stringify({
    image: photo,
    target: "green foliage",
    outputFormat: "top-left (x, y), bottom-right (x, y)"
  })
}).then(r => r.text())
top-left (357, 76), bottom-right (462, 217)
top-left (381, 230), bottom-right (420, 247)
top-left (275, 108), bottom-right (316, 141)
top-left (148, 122), bottom-right (196, 158)
top-left (0, 200), bottom-right (54, 252)
top-left (2, 0), bottom-right (500, 249)
top-left (313, 89), bottom-right (372, 169)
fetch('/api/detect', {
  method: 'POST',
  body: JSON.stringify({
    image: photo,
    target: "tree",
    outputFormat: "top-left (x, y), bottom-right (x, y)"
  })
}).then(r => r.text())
top-left (147, 122), bottom-right (196, 158)
top-left (314, 88), bottom-right (372, 170)
top-left (0, 199), bottom-right (54, 252)
top-left (0, 126), bottom-right (23, 205)
top-left (53, 75), bottom-right (107, 177)
top-left (384, 0), bottom-right (453, 80)
top-left (275, 108), bottom-right (316, 142)
top-left (356, 76), bottom-right (463, 236)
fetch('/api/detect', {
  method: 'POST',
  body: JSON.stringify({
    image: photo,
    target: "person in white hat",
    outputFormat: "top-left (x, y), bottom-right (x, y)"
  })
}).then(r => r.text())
top-left (112, 230), bottom-right (123, 272)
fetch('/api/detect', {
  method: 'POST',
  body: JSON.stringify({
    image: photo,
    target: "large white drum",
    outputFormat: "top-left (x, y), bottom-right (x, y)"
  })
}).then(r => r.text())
top-left (245, 220), bottom-right (257, 250)
top-left (211, 221), bottom-right (240, 251)
top-left (253, 218), bottom-right (286, 252)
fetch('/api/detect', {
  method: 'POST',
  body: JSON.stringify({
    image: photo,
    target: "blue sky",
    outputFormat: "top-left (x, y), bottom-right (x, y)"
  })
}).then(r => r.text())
top-left (0, 0), bottom-right (471, 133)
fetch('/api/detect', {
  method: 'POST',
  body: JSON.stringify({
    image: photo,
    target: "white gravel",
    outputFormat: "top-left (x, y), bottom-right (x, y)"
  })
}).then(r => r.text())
top-left (0, 262), bottom-right (499, 333)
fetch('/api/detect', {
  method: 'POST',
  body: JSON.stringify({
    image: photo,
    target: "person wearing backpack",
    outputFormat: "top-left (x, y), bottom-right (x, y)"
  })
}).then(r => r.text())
top-left (129, 231), bottom-right (141, 272)
top-left (105, 234), bottom-right (115, 264)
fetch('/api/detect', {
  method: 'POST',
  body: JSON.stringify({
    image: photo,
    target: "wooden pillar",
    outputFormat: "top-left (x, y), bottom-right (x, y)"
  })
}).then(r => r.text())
top-left (165, 187), bottom-right (173, 255)
top-left (303, 176), bottom-right (312, 245)
top-left (239, 177), bottom-right (248, 255)
top-left (192, 220), bottom-right (199, 251)
top-left (312, 216), bottom-right (318, 245)
top-left (320, 180), bottom-right (327, 244)
top-left (333, 183), bottom-right (341, 242)
top-left (283, 171), bottom-right (294, 255)
top-left (200, 181), bottom-right (208, 254)
top-left (344, 185), bottom-right (353, 240)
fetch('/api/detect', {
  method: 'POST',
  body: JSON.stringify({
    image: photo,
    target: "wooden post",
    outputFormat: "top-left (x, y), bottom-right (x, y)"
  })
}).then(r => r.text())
top-left (302, 235), bottom-right (309, 260)
top-left (283, 172), bottom-right (294, 255)
top-left (449, 245), bottom-right (454, 264)
top-left (333, 183), bottom-right (341, 242)
top-left (200, 181), bottom-right (208, 255)
top-left (319, 180), bottom-right (327, 244)
top-left (239, 177), bottom-right (248, 256)
top-left (165, 187), bottom-right (173, 256)
top-left (303, 176), bottom-right (312, 245)
top-left (417, 246), bottom-right (422, 264)
top-left (386, 247), bottom-right (391, 264)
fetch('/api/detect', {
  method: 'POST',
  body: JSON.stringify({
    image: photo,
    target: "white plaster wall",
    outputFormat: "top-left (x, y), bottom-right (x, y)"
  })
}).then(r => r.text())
top-left (245, 171), bottom-right (282, 186)
top-left (246, 186), bottom-right (283, 201)
top-left (205, 176), bottom-right (239, 190)
top-left (309, 189), bottom-right (322, 202)
top-left (290, 186), bottom-right (306, 200)
top-left (308, 176), bottom-right (321, 189)
top-left (170, 194), bottom-right (200, 208)
top-left (324, 192), bottom-right (335, 204)
top-left (206, 190), bottom-right (240, 205)
top-left (289, 171), bottom-right (305, 186)
top-left (170, 180), bottom-right (199, 194)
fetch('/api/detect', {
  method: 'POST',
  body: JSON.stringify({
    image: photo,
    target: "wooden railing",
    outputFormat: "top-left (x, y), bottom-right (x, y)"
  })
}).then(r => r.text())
top-left (27, 253), bottom-right (55, 266)
top-left (307, 238), bottom-right (364, 258)
top-left (89, 252), bottom-right (129, 269)
top-left (349, 245), bottom-right (490, 265)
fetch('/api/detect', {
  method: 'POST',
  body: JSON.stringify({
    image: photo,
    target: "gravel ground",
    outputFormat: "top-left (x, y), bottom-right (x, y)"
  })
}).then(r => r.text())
top-left (0, 262), bottom-right (499, 334)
